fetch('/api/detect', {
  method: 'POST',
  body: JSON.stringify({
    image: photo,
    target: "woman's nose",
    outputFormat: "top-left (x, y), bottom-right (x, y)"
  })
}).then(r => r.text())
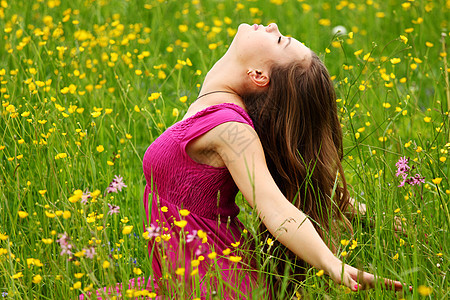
top-left (266, 23), bottom-right (279, 33)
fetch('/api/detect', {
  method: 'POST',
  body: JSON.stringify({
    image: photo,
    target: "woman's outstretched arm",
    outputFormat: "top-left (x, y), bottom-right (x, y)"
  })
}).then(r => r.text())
top-left (209, 121), bottom-right (404, 291)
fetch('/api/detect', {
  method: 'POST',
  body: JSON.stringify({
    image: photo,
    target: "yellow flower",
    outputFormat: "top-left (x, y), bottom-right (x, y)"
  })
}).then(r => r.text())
top-left (179, 209), bottom-right (190, 217)
top-left (394, 208), bottom-right (400, 213)
top-left (174, 220), bottom-right (187, 228)
top-left (229, 256), bottom-right (242, 263)
top-left (393, 253), bottom-right (399, 260)
top-left (73, 281), bottom-right (82, 289)
top-left (399, 239), bottom-right (405, 246)
top-left (341, 251), bottom-right (348, 257)
top-left (12, 272), bottom-right (23, 279)
top-left (161, 206), bottom-right (168, 212)
top-left (96, 145), bottom-right (104, 152)
top-left (316, 269), bottom-right (324, 276)
top-left (175, 267), bottom-right (185, 276)
top-left (179, 96), bottom-right (188, 103)
top-left (340, 239), bottom-right (349, 246)
top-left (42, 238), bottom-right (53, 244)
top-left (432, 178), bottom-right (442, 185)
top-left (133, 267), bottom-right (142, 275)
top-left (38, 190), bottom-right (47, 195)
top-left (418, 285), bottom-right (432, 296)
top-left (390, 58), bottom-right (401, 64)
top-left (126, 133), bottom-right (132, 139)
top-left (267, 238), bottom-right (274, 246)
top-left (74, 273), bottom-right (84, 279)
top-left (191, 260), bottom-right (200, 267)
top-left (222, 248), bottom-right (231, 255)
top-left (358, 84), bottom-right (365, 91)
top-left (122, 225), bottom-right (133, 235)
top-left (231, 241), bottom-right (240, 248)
top-left (18, 211), bottom-right (29, 218)
top-left (45, 211), bottom-right (56, 218)
top-left (63, 211), bottom-right (71, 219)
top-left (102, 260), bottom-right (110, 269)
top-left (190, 268), bottom-right (199, 276)
top-left (208, 252), bottom-right (217, 259)
top-left (424, 117), bottom-right (431, 123)
top-left (32, 274), bottom-right (43, 284)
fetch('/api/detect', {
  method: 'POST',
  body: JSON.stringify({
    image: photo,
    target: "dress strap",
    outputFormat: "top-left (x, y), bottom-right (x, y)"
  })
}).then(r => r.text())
top-left (178, 103), bottom-right (255, 165)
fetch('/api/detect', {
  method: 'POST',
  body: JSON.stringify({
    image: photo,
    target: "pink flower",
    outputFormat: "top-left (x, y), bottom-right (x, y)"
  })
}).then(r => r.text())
top-left (107, 203), bottom-right (120, 215)
top-left (84, 247), bottom-right (96, 259)
top-left (145, 224), bottom-right (161, 238)
top-left (106, 175), bottom-right (127, 193)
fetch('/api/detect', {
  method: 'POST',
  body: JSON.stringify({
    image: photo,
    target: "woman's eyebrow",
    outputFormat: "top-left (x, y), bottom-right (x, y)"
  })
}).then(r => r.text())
top-left (284, 37), bottom-right (292, 49)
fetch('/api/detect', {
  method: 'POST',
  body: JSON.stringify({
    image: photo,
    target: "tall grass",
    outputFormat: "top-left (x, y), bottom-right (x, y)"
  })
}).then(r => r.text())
top-left (0, 0), bottom-right (448, 298)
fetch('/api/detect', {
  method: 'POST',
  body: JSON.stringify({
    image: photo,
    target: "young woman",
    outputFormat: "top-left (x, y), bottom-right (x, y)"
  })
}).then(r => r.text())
top-left (141, 23), bottom-right (405, 298)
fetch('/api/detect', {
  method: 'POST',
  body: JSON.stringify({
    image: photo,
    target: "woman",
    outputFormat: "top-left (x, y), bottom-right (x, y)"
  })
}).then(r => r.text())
top-left (141, 23), bottom-right (405, 298)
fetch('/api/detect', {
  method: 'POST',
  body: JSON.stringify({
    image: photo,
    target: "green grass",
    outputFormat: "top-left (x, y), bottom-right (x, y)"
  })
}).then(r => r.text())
top-left (0, 0), bottom-right (448, 298)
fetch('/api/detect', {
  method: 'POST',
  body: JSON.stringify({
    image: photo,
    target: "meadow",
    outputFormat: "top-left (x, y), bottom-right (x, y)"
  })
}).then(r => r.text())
top-left (0, 0), bottom-right (449, 298)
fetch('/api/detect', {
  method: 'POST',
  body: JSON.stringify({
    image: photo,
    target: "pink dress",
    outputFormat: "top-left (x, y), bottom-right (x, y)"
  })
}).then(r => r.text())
top-left (142, 102), bottom-right (264, 299)
top-left (79, 103), bottom-right (266, 299)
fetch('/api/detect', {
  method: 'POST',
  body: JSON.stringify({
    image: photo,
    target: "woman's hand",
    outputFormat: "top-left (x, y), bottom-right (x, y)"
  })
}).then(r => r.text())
top-left (326, 261), bottom-right (407, 292)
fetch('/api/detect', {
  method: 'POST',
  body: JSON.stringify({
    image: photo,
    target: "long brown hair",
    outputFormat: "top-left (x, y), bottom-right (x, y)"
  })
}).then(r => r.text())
top-left (241, 52), bottom-right (352, 282)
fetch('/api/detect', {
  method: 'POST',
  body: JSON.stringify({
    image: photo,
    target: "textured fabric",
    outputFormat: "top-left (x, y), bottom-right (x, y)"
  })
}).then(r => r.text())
top-left (142, 102), bottom-right (262, 299)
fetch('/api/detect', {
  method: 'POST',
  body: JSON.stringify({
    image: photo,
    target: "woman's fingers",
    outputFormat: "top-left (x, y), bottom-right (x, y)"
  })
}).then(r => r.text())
top-left (344, 265), bottom-right (407, 292)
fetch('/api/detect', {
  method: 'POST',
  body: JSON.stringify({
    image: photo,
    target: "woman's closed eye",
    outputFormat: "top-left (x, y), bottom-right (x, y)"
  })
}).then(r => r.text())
top-left (277, 36), bottom-right (281, 44)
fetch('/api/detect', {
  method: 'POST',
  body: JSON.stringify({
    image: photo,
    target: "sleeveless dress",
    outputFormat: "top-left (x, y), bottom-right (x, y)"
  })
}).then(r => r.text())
top-left (142, 102), bottom-right (267, 299)
top-left (79, 102), bottom-right (265, 299)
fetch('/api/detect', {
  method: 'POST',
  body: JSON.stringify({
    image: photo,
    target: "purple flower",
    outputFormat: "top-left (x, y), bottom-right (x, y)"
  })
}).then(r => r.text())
top-left (395, 156), bottom-right (424, 187)
top-left (107, 203), bottom-right (120, 215)
top-left (106, 175), bottom-right (127, 194)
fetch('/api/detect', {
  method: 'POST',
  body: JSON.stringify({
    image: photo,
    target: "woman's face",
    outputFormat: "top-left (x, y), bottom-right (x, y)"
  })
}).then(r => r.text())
top-left (230, 23), bottom-right (311, 68)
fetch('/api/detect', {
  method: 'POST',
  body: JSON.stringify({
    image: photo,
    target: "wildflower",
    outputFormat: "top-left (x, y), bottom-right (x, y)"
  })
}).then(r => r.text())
top-left (107, 203), bottom-right (120, 215)
top-left (102, 260), bottom-right (110, 269)
top-left (12, 272), bottom-right (23, 279)
top-left (186, 230), bottom-right (198, 243)
top-left (106, 175), bottom-right (127, 193)
top-left (174, 220), bottom-right (187, 228)
top-left (179, 209), bottom-right (190, 216)
top-left (222, 248), bottom-right (231, 255)
top-left (208, 252), bottom-right (217, 259)
top-left (418, 285), bottom-right (432, 296)
top-left (161, 206), bottom-right (168, 212)
top-left (393, 253), bottom-right (399, 260)
top-left (96, 145), bottom-right (104, 152)
top-left (63, 211), bottom-right (71, 219)
top-left (267, 238), bottom-right (274, 246)
top-left (18, 211), bottom-right (29, 218)
top-left (73, 281), bottom-right (82, 289)
top-left (145, 224), bottom-right (161, 239)
top-left (57, 232), bottom-right (73, 256)
top-left (84, 247), bottom-right (95, 259)
top-left (197, 230), bottom-right (207, 243)
top-left (122, 225), bottom-right (133, 235)
top-left (341, 251), bottom-right (348, 257)
top-left (133, 267), bottom-right (142, 275)
top-left (42, 238), bottom-right (53, 244)
top-left (316, 269), bottom-right (324, 276)
top-left (229, 256), bottom-right (242, 263)
top-left (32, 274), bottom-right (42, 284)
top-left (432, 178), bottom-right (442, 185)
top-left (175, 268), bottom-right (185, 276)
top-left (231, 241), bottom-right (240, 248)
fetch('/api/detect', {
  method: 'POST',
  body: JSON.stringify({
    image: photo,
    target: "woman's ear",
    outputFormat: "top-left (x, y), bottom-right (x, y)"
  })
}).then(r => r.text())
top-left (247, 69), bottom-right (270, 87)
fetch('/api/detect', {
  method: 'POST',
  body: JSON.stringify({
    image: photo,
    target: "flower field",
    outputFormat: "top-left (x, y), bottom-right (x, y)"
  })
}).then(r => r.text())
top-left (0, 0), bottom-right (448, 299)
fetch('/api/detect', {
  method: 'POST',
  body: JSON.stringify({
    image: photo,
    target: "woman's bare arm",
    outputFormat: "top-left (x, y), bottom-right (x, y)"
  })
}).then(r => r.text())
top-left (209, 121), bottom-right (404, 291)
